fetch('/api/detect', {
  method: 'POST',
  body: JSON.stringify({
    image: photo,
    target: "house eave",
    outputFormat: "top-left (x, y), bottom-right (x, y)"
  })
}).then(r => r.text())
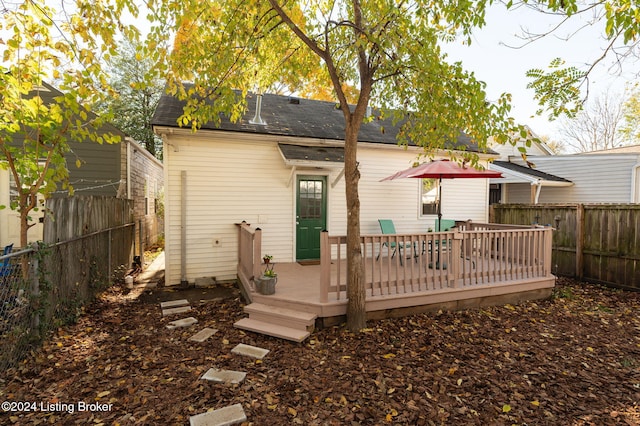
top-left (490, 163), bottom-right (573, 187)
top-left (154, 125), bottom-right (498, 162)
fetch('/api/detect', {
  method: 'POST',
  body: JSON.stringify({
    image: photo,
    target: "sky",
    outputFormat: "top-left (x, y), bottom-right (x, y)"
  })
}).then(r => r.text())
top-left (443, 3), bottom-right (640, 143)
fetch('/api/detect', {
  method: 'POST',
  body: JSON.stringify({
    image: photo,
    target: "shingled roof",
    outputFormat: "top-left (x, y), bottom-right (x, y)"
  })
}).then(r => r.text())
top-left (492, 160), bottom-right (572, 183)
top-left (152, 91), bottom-right (497, 154)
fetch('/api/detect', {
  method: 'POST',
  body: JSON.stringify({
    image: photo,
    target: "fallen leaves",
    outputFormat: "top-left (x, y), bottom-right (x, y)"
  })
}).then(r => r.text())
top-left (1, 278), bottom-right (640, 425)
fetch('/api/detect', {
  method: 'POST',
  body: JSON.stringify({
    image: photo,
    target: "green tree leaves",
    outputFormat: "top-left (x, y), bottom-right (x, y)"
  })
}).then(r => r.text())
top-left (526, 58), bottom-right (586, 119)
top-left (100, 38), bottom-right (164, 159)
top-left (0, 0), bottom-right (137, 246)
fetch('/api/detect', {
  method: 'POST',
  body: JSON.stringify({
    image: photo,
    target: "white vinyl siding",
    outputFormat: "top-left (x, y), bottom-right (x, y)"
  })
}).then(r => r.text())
top-left (164, 135), bottom-right (295, 283)
top-left (163, 131), bottom-right (493, 285)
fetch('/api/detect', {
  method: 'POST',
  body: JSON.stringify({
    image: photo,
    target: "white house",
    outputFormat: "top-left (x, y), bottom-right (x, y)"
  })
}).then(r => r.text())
top-left (152, 92), bottom-right (499, 286)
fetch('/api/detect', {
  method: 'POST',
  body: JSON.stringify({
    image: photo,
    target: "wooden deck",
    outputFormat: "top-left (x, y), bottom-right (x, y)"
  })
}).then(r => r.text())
top-left (236, 221), bottom-right (556, 327)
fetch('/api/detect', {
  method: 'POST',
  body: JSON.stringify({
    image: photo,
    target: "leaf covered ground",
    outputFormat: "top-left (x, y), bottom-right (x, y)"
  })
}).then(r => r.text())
top-left (2, 277), bottom-right (640, 425)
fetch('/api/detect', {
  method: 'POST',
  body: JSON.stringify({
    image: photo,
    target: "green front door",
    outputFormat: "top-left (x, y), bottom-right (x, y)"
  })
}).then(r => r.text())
top-left (296, 176), bottom-right (327, 260)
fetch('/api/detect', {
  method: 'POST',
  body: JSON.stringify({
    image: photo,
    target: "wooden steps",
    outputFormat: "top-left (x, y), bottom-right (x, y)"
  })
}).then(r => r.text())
top-left (234, 303), bottom-right (317, 343)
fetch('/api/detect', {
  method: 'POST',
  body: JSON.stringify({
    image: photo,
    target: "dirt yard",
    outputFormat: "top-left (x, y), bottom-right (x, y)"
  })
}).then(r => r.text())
top-left (1, 277), bottom-right (640, 425)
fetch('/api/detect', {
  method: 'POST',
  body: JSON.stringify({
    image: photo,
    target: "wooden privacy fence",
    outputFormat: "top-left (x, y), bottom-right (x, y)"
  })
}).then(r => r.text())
top-left (492, 204), bottom-right (640, 289)
top-left (44, 196), bottom-right (133, 243)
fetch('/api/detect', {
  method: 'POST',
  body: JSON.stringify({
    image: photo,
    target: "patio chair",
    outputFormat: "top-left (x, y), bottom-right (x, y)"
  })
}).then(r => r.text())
top-left (0, 243), bottom-right (14, 277)
top-left (428, 221), bottom-right (476, 269)
top-left (376, 219), bottom-right (413, 265)
top-left (434, 219), bottom-right (456, 232)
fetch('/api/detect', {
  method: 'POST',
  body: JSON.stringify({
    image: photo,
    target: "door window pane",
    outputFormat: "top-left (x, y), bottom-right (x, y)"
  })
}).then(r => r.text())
top-left (299, 180), bottom-right (323, 219)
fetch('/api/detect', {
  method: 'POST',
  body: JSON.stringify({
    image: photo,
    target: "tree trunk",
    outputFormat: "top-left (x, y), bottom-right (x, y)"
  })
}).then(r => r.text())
top-left (344, 121), bottom-right (366, 331)
top-left (19, 193), bottom-right (30, 249)
top-left (19, 204), bottom-right (31, 278)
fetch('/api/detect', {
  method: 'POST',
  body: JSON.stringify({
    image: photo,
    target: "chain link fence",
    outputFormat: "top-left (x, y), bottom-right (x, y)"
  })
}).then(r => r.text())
top-left (0, 223), bottom-right (134, 372)
top-left (0, 247), bottom-right (36, 371)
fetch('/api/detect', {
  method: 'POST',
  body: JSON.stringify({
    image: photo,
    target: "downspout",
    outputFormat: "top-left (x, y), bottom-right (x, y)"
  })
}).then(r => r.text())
top-left (631, 163), bottom-right (640, 203)
top-left (532, 179), bottom-right (542, 204)
top-left (180, 171), bottom-right (188, 286)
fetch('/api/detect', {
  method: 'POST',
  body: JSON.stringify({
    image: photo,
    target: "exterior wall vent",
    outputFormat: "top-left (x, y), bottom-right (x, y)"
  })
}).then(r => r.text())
top-left (249, 94), bottom-right (267, 125)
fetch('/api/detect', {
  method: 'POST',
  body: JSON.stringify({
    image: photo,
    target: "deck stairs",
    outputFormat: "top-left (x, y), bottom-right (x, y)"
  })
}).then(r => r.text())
top-left (233, 303), bottom-right (317, 343)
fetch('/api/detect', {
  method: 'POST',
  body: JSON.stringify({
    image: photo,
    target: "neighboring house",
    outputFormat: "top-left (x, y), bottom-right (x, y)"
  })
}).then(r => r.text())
top-left (0, 82), bottom-right (164, 247)
top-left (489, 125), bottom-right (556, 159)
top-left (116, 137), bottom-right (165, 249)
top-left (152, 91), bottom-right (500, 286)
top-left (489, 139), bottom-right (640, 204)
top-left (487, 126), bottom-right (570, 204)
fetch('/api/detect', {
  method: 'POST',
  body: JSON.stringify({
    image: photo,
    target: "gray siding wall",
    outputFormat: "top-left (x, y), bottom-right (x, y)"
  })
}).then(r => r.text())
top-left (64, 140), bottom-right (121, 196)
top-left (124, 139), bottom-right (164, 248)
top-left (509, 154), bottom-right (640, 204)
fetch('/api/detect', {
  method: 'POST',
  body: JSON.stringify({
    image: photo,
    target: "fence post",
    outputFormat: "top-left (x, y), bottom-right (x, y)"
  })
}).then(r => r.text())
top-left (138, 219), bottom-right (144, 267)
top-left (575, 204), bottom-right (584, 279)
top-left (108, 228), bottom-right (112, 283)
top-left (30, 243), bottom-right (40, 337)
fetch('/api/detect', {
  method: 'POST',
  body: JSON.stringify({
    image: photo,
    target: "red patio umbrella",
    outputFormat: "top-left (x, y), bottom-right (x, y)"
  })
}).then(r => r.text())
top-left (381, 159), bottom-right (502, 231)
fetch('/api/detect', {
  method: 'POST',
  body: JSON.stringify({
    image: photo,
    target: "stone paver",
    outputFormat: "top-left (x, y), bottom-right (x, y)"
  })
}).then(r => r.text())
top-left (195, 277), bottom-right (216, 288)
top-left (166, 317), bottom-right (198, 329)
top-left (201, 368), bottom-right (246, 384)
top-left (189, 327), bottom-right (218, 342)
top-left (162, 306), bottom-right (192, 316)
top-left (231, 343), bottom-right (269, 359)
top-left (160, 299), bottom-right (190, 309)
top-left (189, 403), bottom-right (246, 426)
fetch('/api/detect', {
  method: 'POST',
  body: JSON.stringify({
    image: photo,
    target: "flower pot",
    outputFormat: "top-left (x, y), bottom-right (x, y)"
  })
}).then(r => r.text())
top-left (255, 276), bottom-right (277, 295)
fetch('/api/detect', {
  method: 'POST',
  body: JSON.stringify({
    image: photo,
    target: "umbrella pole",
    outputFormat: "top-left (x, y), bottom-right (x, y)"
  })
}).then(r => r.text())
top-left (436, 177), bottom-right (444, 269)
top-left (437, 177), bottom-right (442, 232)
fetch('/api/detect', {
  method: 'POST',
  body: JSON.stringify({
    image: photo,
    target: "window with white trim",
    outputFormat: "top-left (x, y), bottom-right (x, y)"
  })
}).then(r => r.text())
top-left (420, 178), bottom-right (438, 216)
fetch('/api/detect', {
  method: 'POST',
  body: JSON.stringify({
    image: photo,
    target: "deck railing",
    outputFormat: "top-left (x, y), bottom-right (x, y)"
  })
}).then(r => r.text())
top-left (320, 223), bottom-right (553, 302)
top-left (236, 221), bottom-right (262, 289)
top-left (235, 221), bottom-right (553, 304)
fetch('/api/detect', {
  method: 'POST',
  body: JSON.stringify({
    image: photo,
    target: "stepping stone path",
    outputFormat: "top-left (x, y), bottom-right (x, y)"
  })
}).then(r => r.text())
top-left (201, 368), bottom-right (246, 384)
top-left (189, 403), bottom-right (247, 426)
top-left (189, 327), bottom-right (218, 342)
top-left (231, 343), bottom-right (270, 359)
top-left (160, 300), bottom-right (265, 425)
top-left (161, 299), bottom-right (192, 316)
top-left (166, 317), bottom-right (198, 329)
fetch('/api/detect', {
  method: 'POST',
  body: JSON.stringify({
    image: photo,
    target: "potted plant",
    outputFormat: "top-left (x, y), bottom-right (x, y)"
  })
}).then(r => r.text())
top-left (254, 255), bottom-right (277, 295)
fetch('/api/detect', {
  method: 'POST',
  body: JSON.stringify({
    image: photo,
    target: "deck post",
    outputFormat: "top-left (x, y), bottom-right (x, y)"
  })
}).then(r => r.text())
top-left (544, 226), bottom-right (553, 276)
top-left (253, 228), bottom-right (262, 280)
top-left (320, 231), bottom-right (330, 303)
top-left (451, 232), bottom-right (462, 287)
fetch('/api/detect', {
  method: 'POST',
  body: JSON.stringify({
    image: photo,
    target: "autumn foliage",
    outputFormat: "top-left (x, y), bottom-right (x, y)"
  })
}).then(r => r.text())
top-left (3, 277), bottom-right (640, 424)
